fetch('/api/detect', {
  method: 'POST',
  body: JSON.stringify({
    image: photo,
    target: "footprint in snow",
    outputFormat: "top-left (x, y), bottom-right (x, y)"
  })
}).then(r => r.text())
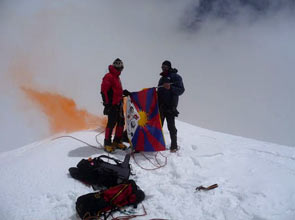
top-left (197, 153), bottom-right (224, 158)
top-left (191, 144), bottom-right (198, 150)
top-left (191, 157), bottom-right (201, 168)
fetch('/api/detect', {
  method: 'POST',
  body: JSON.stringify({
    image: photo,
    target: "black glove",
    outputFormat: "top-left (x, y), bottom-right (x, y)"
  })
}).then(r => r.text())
top-left (103, 104), bottom-right (112, 115)
top-left (172, 108), bottom-right (179, 117)
top-left (123, 89), bottom-right (131, 96)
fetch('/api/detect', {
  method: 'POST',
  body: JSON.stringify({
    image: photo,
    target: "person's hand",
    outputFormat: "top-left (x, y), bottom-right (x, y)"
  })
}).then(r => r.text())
top-left (123, 89), bottom-right (131, 96)
top-left (163, 83), bottom-right (171, 90)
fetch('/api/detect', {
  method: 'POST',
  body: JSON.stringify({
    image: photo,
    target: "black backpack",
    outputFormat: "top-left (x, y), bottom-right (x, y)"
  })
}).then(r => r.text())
top-left (69, 154), bottom-right (131, 188)
top-left (76, 180), bottom-right (145, 220)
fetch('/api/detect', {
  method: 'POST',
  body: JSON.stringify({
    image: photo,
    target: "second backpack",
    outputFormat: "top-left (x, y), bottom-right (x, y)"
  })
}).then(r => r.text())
top-left (76, 180), bottom-right (145, 220)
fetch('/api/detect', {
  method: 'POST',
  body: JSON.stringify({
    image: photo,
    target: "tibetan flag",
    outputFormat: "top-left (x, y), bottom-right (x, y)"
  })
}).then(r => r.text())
top-left (126, 88), bottom-right (166, 152)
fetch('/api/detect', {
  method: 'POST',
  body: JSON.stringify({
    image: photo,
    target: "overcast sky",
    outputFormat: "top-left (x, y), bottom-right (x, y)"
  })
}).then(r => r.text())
top-left (0, 0), bottom-right (294, 152)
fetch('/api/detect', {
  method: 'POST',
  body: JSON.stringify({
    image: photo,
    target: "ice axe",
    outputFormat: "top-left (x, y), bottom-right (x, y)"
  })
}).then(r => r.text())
top-left (195, 184), bottom-right (218, 191)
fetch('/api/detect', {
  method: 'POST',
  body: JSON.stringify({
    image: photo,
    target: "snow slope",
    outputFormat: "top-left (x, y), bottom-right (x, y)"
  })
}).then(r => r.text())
top-left (0, 121), bottom-right (295, 220)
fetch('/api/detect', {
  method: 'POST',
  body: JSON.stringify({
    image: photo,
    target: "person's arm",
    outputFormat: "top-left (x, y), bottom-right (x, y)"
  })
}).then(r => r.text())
top-left (101, 75), bottom-right (112, 105)
top-left (157, 76), bottom-right (163, 87)
top-left (171, 74), bottom-right (185, 96)
top-left (157, 77), bottom-right (165, 92)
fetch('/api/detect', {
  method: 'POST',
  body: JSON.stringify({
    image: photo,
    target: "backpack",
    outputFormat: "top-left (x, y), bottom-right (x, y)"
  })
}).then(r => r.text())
top-left (69, 154), bottom-right (131, 188)
top-left (76, 180), bottom-right (145, 220)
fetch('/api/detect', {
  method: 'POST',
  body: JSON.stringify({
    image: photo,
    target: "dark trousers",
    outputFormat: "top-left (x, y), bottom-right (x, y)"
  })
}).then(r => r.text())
top-left (160, 111), bottom-right (177, 149)
top-left (104, 106), bottom-right (125, 145)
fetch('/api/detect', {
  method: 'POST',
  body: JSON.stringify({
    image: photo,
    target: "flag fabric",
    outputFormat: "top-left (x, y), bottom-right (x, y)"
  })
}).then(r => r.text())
top-left (126, 88), bottom-right (166, 152)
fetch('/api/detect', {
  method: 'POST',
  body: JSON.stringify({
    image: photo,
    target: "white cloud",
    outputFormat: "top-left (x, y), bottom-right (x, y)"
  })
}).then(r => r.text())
top-left (0, 0), bottom-right (294, 151)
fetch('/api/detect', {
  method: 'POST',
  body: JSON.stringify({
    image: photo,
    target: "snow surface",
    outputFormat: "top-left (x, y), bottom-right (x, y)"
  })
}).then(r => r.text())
top-left (1, 121), bottom-right (295, 220)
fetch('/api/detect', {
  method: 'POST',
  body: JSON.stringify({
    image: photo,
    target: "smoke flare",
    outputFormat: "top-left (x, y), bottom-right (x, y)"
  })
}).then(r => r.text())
top-left (22, 87), bottom-right (106, 134)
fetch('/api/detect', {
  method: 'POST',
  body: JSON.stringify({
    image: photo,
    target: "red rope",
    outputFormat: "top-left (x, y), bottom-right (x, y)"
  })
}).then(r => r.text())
top-left (83, 205), bottom-right (168, 220)
top-left (131, 151), bottom-right (168, 171)
top-left (111, 205), bottom-right (147, 220)
top-left (155, 152), bottom-right (168, 167)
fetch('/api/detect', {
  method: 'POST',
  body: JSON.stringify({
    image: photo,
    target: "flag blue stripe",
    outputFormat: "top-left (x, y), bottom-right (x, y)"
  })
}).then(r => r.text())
top-left (131, 93), bottom-right (142, 110)
top-left (149, 103), bottom-right (159, 120)
top-left (146, 124), bottom-right (165, 147)
top-left (145, 88), bottom-right (154, 113)
top-left (143, 129), bottom-right (155, 151)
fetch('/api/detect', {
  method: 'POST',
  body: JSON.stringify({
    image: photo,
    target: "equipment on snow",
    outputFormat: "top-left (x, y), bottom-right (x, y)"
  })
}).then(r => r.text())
top-left (69, 154), bottom-right (131, 188)
top-left (196, 184), bottom-right (218, 191)
top-left (76, 180), bottom-right (145, 220)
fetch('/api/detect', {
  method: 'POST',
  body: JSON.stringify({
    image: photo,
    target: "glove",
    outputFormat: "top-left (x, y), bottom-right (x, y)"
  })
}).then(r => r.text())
top-left (123, 89), bottom-right (131, 96)
top-left (103, 104), bottom-right (112, 115)
top-left (172, 108), bottom-right (179, 117)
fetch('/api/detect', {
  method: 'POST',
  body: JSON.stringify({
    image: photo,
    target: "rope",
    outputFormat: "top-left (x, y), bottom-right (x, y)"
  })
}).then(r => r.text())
top-left (51, 130), bottom-right (105, 150)
top-left (155, 152), bottom-right (168, 167)
top-left (94, 130), bottom-right (105, 148)
top-left (131, 151), bottom-right (168, 171)
top-left (111, 204), bottom-right (147, 220)
top-left (82, 205), bottom-right (147, 220)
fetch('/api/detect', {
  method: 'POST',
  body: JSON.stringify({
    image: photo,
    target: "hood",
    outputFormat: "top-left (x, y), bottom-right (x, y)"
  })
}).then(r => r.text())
top-left (109, 65), bottom-right (121, 77)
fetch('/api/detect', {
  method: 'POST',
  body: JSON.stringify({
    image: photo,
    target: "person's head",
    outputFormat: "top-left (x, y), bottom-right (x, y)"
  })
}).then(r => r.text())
top-left (161, 60), bottom-right (171, 73)
top-left (113, 58), bottom-right (124, 71)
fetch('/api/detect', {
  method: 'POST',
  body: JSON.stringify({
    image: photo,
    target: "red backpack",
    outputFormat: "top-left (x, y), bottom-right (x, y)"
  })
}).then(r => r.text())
top-left (76, 180), bottom-right (145, 220)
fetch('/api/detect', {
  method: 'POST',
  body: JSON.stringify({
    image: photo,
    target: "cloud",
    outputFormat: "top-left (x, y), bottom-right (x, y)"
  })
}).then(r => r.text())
top-left (181, 0), bottom-right (295, 31)
top-left (0, 0), bottom-right (295, 151)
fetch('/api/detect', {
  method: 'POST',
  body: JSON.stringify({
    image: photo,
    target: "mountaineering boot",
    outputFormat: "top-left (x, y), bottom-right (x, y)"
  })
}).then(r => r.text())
top-left (170, 148), bottom-right (178, 153)
top-left (104, 139), bottom-right (115, 153)
top-left (170, 132), bottom-right (178, 153)
top-left (112, 138), bottom-right (128, 150)
top-left (105, 145), bottom-right (116, 153)
top-left (112, 141), bottom-right (128, 150)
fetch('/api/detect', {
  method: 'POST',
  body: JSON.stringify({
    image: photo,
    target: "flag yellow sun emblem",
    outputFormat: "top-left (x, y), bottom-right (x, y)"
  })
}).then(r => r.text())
top-left (138, 111), bottom-right (148, 127)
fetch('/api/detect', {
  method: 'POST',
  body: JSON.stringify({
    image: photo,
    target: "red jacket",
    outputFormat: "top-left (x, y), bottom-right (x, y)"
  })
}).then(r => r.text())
top-left (101, 65), bottom-right (123, 105)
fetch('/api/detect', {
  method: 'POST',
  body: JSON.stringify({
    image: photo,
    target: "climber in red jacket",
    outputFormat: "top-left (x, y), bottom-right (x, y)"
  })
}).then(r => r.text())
top-left (101, 58), bottom-right (130, 153)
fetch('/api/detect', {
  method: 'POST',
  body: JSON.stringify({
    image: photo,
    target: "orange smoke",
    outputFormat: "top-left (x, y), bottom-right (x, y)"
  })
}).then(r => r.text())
top-left (22, 87), bottom-right (106, 134)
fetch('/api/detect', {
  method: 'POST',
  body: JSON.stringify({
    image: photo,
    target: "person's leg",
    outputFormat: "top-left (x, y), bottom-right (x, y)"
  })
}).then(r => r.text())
top-left (166, 114), bottom-right (177, 151)
top-left (114, 107), bottom-right (124, 141)
top-left (113, 107), bottom-right (127, 150)
top-left (122, 130), bottom-right (129, 143)
top-left (104, 107), bottom-right (118, 152)
top-left (159, 108), bottom-right (165, 126)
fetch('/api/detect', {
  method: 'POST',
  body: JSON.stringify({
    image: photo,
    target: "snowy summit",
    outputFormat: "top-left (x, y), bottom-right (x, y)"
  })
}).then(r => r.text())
top-left (0, 121), bottom-right (294, 220)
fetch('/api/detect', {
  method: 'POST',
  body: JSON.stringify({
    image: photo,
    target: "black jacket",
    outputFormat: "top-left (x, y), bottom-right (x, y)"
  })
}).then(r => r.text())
top-left (157, 68), bottom-right (185, 115)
